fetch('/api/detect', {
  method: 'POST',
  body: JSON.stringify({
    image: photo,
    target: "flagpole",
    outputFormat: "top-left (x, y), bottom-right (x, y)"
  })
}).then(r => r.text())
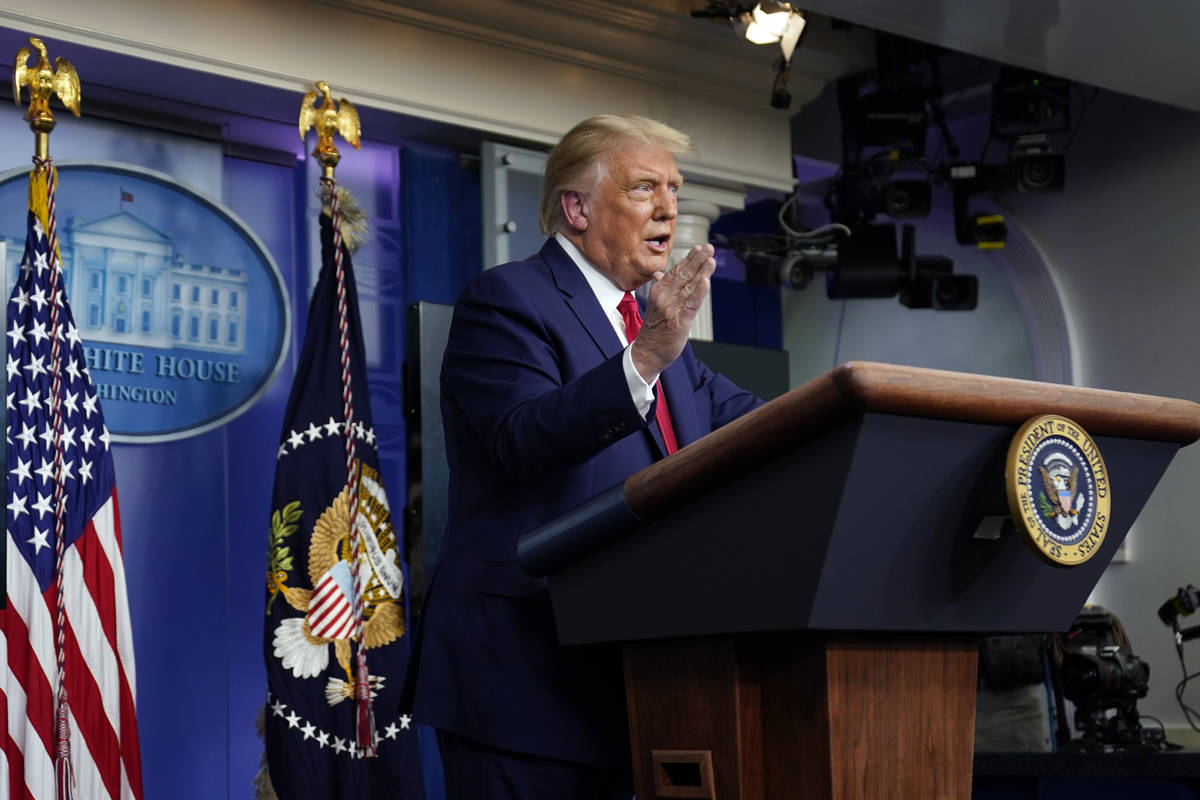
top-left (297, 80), bottom-right (378, 756)
top-left (13, 36), bottom-right (83, 800)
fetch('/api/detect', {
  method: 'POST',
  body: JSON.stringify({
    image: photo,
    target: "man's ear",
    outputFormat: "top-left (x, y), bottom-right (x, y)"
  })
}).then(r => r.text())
top-left (561, 191), bottom-right (589, 232)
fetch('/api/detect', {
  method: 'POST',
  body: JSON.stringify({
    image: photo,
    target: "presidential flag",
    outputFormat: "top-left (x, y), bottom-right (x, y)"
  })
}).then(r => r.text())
top-left (2, 163), bottom-right (143, 799)
top-left (263, 205), bottom-right (423, 798)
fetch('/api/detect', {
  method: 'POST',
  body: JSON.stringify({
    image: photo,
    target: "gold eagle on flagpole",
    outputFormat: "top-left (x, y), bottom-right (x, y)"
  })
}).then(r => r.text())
top-left (13, 37), bottom-right (81, 128)
top-left (298, 80), bottom-right (361, 170)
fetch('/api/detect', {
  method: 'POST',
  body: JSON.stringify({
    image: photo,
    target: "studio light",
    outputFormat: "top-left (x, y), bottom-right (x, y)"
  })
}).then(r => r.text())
top-left (737, 3), bottom-right (806, 59)
top-left (691, 2), bottom-right (807, 107)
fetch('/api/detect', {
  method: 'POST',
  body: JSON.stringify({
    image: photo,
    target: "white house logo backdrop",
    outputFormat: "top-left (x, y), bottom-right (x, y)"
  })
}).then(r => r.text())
top-left (0, 162), bottom-right (290, 442)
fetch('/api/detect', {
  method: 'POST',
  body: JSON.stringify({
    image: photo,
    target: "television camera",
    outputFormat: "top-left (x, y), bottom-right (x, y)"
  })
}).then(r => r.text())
top-left (730, 206), bottom-right (977, 311)
top-left (1054, 606), bottom-right (1161, 752)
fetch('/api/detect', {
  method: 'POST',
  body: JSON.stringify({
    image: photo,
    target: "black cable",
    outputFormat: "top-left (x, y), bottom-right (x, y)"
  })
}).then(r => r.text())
top-left (978, 133), bottom-right (993, 163)
top-left (1172, 625), bottom-right (1200, 730)
top-left (1173, 675), bottom-right (1200, 730)
top-left (1139, 715), bottom-right (1183, 750)
top-left (1061, 86), bottom-right (1100, 155)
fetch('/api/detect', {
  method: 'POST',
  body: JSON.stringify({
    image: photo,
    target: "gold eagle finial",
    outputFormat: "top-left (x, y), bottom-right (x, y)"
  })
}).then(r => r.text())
top-left (298, 80), bottom-right (361, 179)
top-left (13, 37), bottom-right (81, 137)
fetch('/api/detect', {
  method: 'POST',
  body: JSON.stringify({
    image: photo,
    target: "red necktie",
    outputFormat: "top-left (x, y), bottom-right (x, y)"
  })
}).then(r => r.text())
top-left (618, 292), bottom-right (678, 455)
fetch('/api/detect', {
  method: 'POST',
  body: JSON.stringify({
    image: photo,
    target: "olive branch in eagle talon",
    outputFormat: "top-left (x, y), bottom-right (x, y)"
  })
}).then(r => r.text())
top-left (13, 37), bottom-right (81, 129)
top-left (267, 501), bottom-right (302, 614)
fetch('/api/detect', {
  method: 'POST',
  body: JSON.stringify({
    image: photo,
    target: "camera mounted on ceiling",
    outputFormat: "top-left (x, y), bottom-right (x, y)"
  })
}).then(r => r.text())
top-left (991, 66), bottom-right (1071, 194)
top-left (730, 38), bottom-right (1083, 311)
top-left (825, 222), bottom-right (977, 310)
top-left (830, 36), bottom-right (938, 227)
top-left (947, 67), bottom-right (1072, 248)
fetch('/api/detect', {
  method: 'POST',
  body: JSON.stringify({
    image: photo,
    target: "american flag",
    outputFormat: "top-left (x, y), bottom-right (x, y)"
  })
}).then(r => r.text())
top-left (2, 164), bottom-right (143, 799)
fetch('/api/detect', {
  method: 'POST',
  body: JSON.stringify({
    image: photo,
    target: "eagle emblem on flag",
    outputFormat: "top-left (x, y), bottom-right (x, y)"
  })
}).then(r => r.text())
top-left (268, 462), bottom-right (404, 705)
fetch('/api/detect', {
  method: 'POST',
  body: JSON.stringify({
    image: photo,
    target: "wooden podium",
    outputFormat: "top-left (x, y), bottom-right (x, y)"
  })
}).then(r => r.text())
top-left (517, 362), bottom-right (1200, 800)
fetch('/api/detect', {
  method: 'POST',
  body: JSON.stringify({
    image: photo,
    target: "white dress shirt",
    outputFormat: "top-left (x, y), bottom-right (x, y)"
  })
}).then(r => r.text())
top-left (554, 232), bottom-right (658, 418)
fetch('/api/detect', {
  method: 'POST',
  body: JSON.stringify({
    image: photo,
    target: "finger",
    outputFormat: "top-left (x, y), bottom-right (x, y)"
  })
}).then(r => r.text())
top-left (668, 244), bottom-right (708, 283)
top-left (685, 274), bottom-right (711, 310)
top-left (678, 255), bottom-right (715, 296)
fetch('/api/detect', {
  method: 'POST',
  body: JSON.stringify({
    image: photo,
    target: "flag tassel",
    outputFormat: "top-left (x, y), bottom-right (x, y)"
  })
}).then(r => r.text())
top-left (354, 649), bottom-right (377, 756)
top-left (54, 688), bottom-right (75, 800)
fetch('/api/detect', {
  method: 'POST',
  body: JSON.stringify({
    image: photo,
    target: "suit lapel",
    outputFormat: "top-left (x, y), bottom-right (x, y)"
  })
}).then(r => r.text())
top-left (541, 238), bottom-right (623, 360)
top-left (541, 238), bottom-right (701, 456)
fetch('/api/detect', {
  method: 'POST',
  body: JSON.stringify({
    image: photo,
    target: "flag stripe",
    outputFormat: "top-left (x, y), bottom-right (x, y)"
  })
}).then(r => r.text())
top-left (4, 562), bottom-right (56, 757)
top-left (63, 548), bottom-right (121, 737)
top-left (74, 519), bottom-right (118, 662)
top-left (62, 624), bottom-right (119, 800)
top-left (3, 615), bottom-right (54, 800)
top-left (85, 498), bottom-right (143, 796)
top-left (96, 497), bottom-right (139, 699)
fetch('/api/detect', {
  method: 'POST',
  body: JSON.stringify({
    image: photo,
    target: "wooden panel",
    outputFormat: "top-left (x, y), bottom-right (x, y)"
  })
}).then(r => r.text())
top-left (757, 635), bottom-right (978, 800)
top-left (624, 361), bottom-right (1200, 518)
top-left (832, 361), bottom-right (1200, 442)
top-left (825, 640), bottom-right (978, 800)
top-left (624, 638), bottom-right (764, 800)
top-left (760, 636), bottom-right (833, 800)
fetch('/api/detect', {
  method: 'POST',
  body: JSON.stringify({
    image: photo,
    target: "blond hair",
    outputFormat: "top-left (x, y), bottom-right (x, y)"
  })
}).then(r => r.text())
top-left (538, 115), bottom-right (695, 235)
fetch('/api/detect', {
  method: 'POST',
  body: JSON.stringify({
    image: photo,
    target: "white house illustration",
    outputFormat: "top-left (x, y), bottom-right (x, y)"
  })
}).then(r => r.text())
top-left (54, 211), bottom-right (248, 355)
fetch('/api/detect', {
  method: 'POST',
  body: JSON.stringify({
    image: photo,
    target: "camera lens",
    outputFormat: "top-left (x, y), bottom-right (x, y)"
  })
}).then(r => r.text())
top-left (930, 275), bottom-right (978, 310)
top-left (935, 281), bottom-right (962, 306)
top-left (1061, 652), bottom-right (1108, 701)
top-left (1022, 158), bottom-right (1053, 188)
top-left (884, 181), bottom-right (932, 219)
top-left (1013, 154), bottom-right (1064, 192)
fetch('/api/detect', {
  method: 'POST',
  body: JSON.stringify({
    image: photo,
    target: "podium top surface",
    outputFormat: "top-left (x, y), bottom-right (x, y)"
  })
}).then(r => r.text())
top-left (624, 361), bottom-right (1200, 520)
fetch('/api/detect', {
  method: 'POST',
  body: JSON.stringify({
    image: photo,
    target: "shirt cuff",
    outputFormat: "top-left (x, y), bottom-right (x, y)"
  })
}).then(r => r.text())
top-left (622, 344), bottom-right (658, 419)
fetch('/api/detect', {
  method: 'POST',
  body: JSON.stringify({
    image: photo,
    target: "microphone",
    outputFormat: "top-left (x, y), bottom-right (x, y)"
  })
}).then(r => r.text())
top-left (1158, 585), bottom-right (1200, 625)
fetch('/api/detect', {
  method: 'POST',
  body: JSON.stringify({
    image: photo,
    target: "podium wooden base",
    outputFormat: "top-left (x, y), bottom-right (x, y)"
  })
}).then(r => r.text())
top-left (623, 634), bottom-right (978, 800)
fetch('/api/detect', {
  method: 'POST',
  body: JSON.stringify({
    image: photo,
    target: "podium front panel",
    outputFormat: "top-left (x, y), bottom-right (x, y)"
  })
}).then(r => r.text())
top-left (549, 412), bottom-right (1179, 645)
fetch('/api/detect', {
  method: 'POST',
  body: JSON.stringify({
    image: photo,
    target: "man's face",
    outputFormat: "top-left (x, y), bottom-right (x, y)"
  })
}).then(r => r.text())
top-left (576, 141), bottom-right (682, 292)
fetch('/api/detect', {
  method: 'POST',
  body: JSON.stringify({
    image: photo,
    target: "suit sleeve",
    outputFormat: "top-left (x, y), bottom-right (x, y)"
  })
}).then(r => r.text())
top-left (679, 348), bottom-right (764, 432)
top-left (704, 360), bottom-right (764, 429)
top-left (442, 269), bottom-right (648, 484)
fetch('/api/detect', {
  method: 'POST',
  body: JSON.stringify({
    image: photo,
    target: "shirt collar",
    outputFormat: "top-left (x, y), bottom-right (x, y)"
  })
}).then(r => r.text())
top-left (555, 232), bottom-right (630, 312)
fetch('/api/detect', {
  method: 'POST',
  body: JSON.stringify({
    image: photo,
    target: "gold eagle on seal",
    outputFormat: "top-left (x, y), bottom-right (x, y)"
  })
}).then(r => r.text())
top-left (1038, 455), bottom-right (1083, 531)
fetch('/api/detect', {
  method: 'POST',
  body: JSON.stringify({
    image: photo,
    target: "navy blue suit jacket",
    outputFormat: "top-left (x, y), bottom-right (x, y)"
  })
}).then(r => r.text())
top-left (409, 238), bottom-right (762, 767)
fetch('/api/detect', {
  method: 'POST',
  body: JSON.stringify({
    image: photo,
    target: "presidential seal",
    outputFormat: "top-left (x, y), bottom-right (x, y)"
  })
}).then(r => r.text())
top-left (1005, 414), bottom-right (1111, 566)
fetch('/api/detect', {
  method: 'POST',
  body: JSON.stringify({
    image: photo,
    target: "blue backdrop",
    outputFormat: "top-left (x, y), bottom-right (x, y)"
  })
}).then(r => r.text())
top-left (0, 98), bottom-right (483, 799)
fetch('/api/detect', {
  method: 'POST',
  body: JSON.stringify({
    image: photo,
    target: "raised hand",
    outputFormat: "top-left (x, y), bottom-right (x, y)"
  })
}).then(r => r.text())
top-left (629, 243), bottom-right (715, 382)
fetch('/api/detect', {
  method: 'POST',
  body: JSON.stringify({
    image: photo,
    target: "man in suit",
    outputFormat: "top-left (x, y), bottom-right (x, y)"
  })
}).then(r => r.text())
top-left (409, 115), bottom-right (762, 799)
